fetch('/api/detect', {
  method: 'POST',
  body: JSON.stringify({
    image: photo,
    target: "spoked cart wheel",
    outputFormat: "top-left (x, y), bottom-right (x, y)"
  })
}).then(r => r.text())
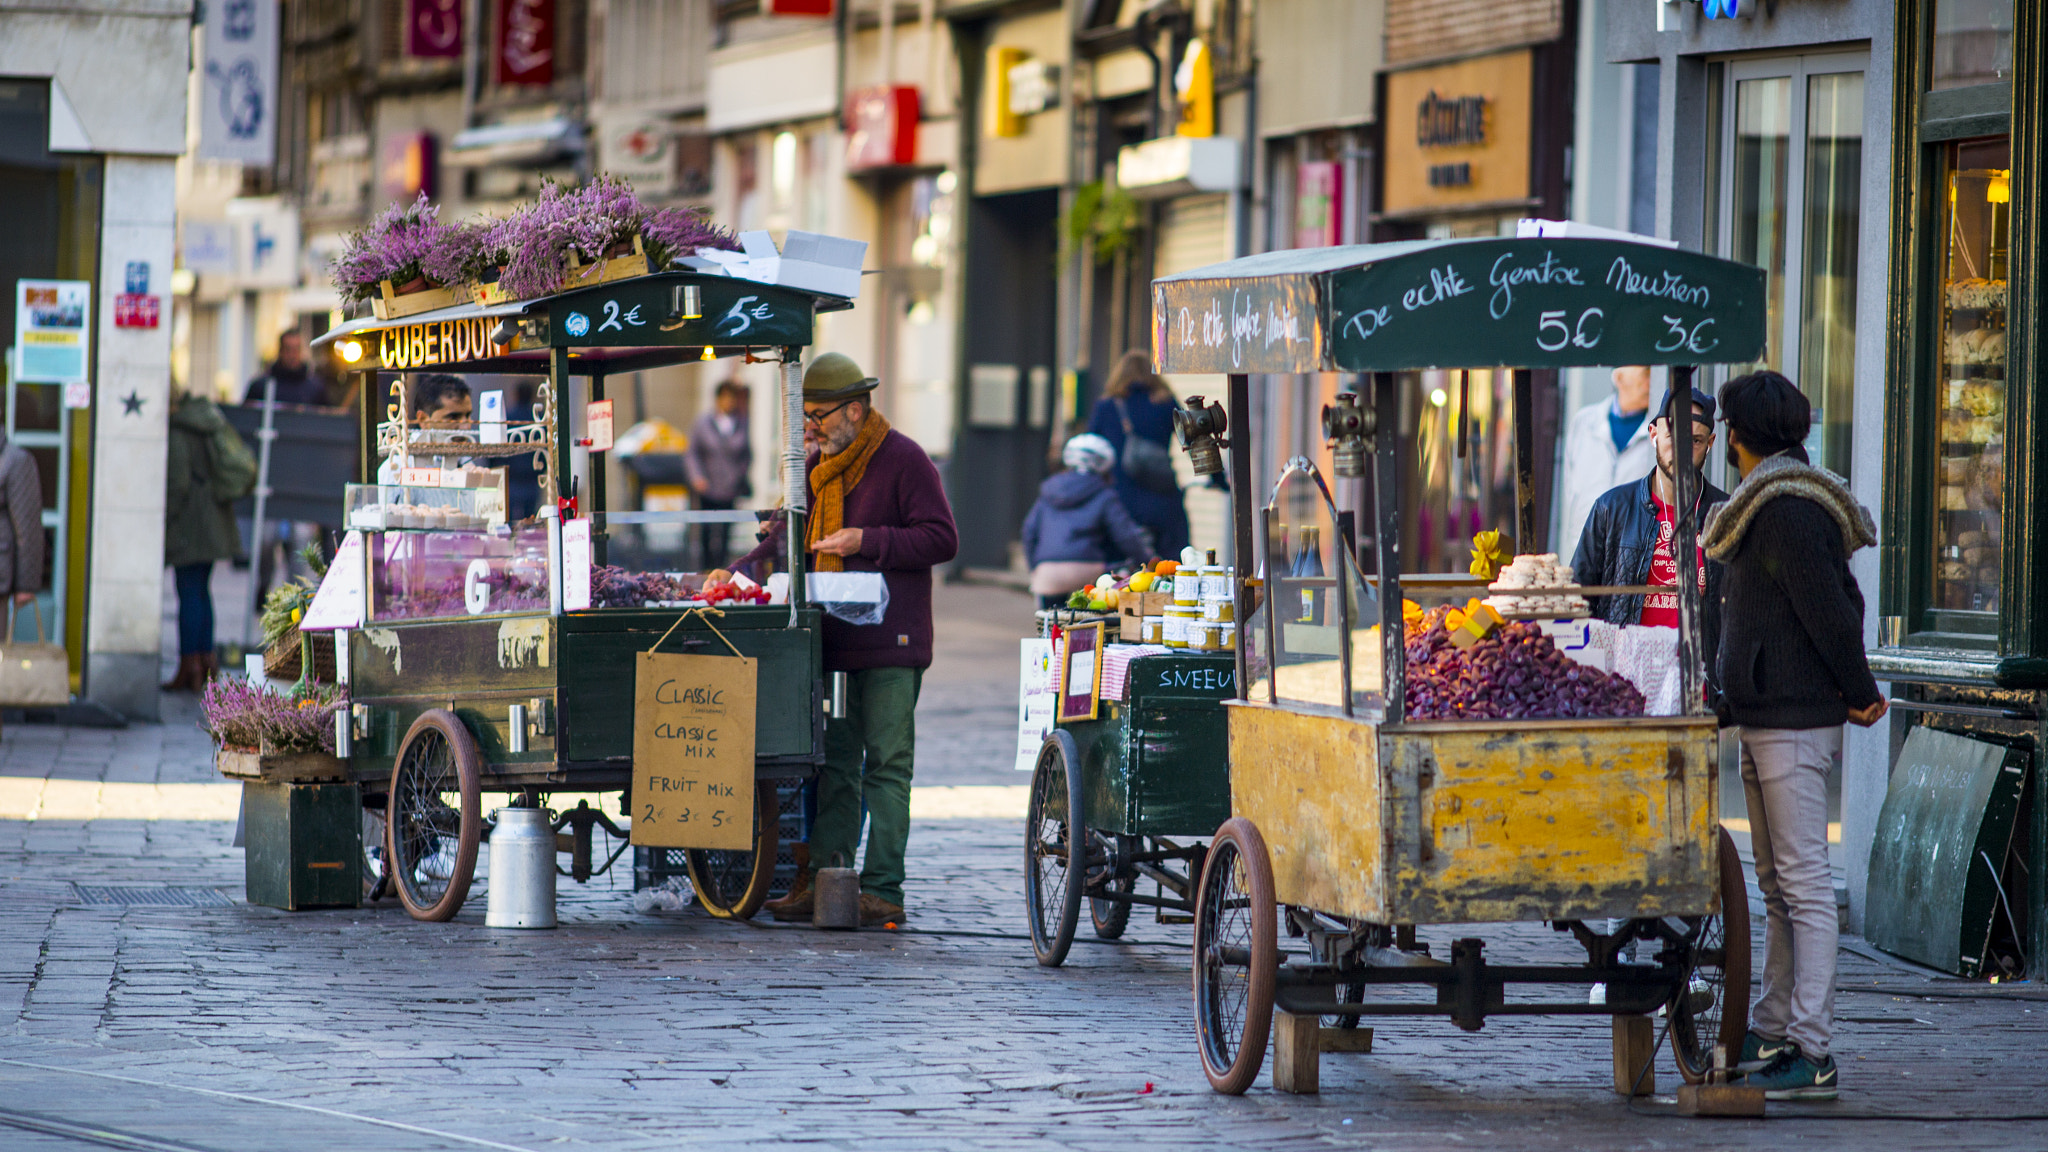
top-left (686, 783), bottom-right (781, 920)
top-left (1193, 817), bottom-right (1277, 1095)
top-left (1025, 731), bottom-right (1085, 966)
top-left (1670, 825), bottom-right (1753, 1083)
top-left (1090, 834), bottom-right (1136, 940)
top-left (386, 709), bottom-right (483, 922)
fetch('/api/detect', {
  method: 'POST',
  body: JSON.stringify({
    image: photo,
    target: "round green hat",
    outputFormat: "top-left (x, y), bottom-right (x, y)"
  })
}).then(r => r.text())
top-left (802, 352), bottom-right (879, 401)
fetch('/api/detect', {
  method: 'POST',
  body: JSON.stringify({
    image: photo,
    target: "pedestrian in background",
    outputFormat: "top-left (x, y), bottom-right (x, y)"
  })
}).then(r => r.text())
top-left (1022, 433), bottom-right (1153, 609)
top-left (0, 426), bottom-right (45, 618)
top-left (685, 380), bottom-right (752, 566)
top-left (241, 330), bottom-right (329, 407)
top-left (1706, 369), bottom-right (1885, 1101)
top-left (164, 389), bottom-right (257, 691)
top-left (1088, 350), bottom-right (1189, 562)
top-left (1557, 365), bottom-right (1655, 563)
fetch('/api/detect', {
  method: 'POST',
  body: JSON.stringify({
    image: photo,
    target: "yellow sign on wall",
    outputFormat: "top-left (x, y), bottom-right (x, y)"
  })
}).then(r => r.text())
top-left (1381, 49), bottom-right (1533, 217)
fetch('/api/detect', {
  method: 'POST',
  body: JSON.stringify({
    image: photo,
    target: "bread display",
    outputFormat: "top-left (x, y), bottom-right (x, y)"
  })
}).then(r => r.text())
top-left (1945, 326), bottom-right (2007, 365)
top-left (1946, 278), bottom-right (2007, 309)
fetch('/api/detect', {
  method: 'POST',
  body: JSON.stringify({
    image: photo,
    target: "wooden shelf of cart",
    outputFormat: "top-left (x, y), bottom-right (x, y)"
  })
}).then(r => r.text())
top-left (310, 271), bottom-right (853, 923)
top-left (1150, 235), bottom-right (1770, 1097)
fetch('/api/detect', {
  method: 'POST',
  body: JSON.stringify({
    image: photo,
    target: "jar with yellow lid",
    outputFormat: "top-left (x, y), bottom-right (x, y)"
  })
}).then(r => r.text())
top-left (1201, 595), bottom-right (1234, 622)
top-left (1163, 604), bottom-right (1200, 647)
top-left (1141, 615), bottom-right (1164, 644)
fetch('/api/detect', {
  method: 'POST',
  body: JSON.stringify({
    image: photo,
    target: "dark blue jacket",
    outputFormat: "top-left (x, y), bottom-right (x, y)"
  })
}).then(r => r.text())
top-left (1570, 473), bottom-right (1728, 695)
top-left (1022, 471), bottom-right (1153, 568)
top-left (1088, 392), bottom-right (1190, 559)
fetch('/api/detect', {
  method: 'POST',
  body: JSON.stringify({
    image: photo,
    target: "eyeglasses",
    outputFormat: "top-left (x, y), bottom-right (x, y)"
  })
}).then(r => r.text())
top-left (803, 399), bottom-right (857, 427)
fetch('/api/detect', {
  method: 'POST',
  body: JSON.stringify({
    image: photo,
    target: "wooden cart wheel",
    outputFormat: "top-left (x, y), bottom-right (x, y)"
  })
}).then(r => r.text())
top-left (1193, 817), bottom-right (1277, 1095)
top-left (1670, 825), bottom-right (1753, 1083)
top-left (1089, 835), bottom-right (1136, 940)
top-left (386, 709), bottom-right (483, 922)
top-left (1024, 731), bottom-right (1084, 966)
top-left (685, 784), bottom-right (780, 920)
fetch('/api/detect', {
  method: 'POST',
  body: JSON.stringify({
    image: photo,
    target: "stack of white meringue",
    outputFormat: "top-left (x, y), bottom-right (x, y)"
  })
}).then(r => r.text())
top-left (1484, 553), bottom-right (1588, 619)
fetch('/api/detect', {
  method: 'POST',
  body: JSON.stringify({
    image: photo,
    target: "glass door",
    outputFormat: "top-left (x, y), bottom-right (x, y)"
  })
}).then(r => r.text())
top-left (1713, 54), bottom-right (1867, 480)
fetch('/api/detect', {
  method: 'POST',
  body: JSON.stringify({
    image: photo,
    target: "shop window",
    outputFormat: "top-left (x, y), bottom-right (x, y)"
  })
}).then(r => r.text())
top-left (1711, 55), bottom-right (1865, 479)
top-left (1929, 137), bottom-right (2009, 617)
top-left (1930, 0), bottom-right (2013, 90)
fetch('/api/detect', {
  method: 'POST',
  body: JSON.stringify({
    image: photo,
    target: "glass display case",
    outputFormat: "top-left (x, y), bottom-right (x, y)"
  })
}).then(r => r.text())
top-left (1931, 138), bottom-right (2009, 618)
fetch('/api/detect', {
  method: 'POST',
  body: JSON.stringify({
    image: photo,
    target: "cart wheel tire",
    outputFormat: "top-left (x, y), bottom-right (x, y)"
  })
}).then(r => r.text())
top-left (1671, 825), bottom-right (1754, 1084)
top-left (1089, 837), bottom-right (1136, 940)
top-left (685, 784), bottom-right (780, 920)
top-left (1194, 817), bottom-right (1277, 1095)
top-left (386, 710), bottom-right (483, 922)
top-left (1025, 731), bottom-right (1084, 967)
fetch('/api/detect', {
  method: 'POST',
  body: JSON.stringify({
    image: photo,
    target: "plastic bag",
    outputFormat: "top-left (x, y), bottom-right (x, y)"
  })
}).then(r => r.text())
top-left (808, 570), bottom-right (890, 626)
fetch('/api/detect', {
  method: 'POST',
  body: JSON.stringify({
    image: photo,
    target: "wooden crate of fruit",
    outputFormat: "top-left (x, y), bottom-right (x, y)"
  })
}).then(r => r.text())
top-left (1223, 702), bottom-right (1719, 926)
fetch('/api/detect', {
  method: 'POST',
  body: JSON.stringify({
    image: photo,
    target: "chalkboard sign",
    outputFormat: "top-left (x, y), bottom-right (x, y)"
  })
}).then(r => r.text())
top-left (1865, 725), bottom-right (2027, 977)
top-left (1151, 237), bottom-right (1767, 375)
top-left (545, 275), bottom-right (817, 351)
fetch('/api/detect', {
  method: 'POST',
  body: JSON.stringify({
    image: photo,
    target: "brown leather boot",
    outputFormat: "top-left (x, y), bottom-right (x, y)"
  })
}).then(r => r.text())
top-left (857, 893), bottom-right (905, 928)
top-left (162, 654), bottom-right (204, 692)
top-left (764, 843), bottom-right (814, 923)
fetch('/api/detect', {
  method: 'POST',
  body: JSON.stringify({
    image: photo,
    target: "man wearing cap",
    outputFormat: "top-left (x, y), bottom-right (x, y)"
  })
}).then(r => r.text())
top-left (739, 353), bottom-right (958, 927)
top-left (1571, 383), bottom-right (1728, 672)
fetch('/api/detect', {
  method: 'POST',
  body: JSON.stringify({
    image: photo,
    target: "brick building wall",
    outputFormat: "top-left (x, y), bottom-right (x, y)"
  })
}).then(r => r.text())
top-left (1384, 0), bottom-right (1561, 68)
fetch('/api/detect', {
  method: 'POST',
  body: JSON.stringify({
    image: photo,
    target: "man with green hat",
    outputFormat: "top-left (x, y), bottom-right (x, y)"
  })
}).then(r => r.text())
top-left (738, 352), bottom-right (958, 926)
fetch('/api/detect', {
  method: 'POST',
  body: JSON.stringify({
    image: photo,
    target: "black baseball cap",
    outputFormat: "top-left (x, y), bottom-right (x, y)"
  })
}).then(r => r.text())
top-left (1656, 385), bottom-right (1716, 426)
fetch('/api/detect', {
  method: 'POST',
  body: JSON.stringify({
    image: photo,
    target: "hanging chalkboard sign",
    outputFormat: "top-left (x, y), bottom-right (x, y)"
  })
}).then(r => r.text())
top-left (1151, 237), bottom-right (1767, 375)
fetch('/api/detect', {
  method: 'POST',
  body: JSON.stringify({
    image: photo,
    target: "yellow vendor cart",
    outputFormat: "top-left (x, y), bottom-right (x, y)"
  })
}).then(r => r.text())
top-left (1150, 235), bottom-right (1768, 1095)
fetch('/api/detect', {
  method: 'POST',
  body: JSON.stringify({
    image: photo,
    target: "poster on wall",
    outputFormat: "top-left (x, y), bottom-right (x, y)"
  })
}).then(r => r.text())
top-left (14, 280), bottom-right (91, 384)
top-left (198, 0), bottom-right (279, 165)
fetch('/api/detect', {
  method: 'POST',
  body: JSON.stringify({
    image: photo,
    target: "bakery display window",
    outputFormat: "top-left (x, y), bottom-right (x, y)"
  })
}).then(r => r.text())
top-left (1930, 136), bottom-right (2009, 616)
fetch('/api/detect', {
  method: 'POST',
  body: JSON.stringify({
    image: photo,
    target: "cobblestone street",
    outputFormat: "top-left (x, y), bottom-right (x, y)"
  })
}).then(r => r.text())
top-left (2, 583), bottom-right (2045, 1150)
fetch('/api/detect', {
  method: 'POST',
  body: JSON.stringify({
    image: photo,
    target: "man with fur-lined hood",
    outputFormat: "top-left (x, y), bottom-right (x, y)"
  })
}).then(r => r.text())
top-left (1705, 369), bottom-right (1885, 1102)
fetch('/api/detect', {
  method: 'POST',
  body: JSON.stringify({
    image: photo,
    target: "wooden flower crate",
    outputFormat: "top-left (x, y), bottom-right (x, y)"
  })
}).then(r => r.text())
top-left (563, 233), bottom-right (652, 290)
top-left (264, 628), bottom-right (337, 683)
top-left (216, 746), bottom-right (350, 784)
top-left (370, 278), bottom-right (471, 321)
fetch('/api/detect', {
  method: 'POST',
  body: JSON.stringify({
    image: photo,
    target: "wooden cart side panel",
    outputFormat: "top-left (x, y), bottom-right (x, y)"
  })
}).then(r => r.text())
top-left (1224, 702), bottom-right (1388, 921)
top-left (1381, 721), bottom-right (1719, 924)
top-left (350, 615), bottom-right (557, 698)
top-left (1071, 711), bottom-right (1131, 832)
top-left (558, 616), bottom-right (820, 763)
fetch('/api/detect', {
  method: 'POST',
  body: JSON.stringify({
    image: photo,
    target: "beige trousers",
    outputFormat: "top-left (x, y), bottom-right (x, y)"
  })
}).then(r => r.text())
top-left (1740, 725), bottom-right (1842, 1059)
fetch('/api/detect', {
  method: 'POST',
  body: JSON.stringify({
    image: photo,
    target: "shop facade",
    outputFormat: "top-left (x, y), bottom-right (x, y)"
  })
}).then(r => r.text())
top-left (1868, 0), bottom-right (2041, 977)
top-left (1372, 4), bottom-right (1575, 575)
top-left (1, 4), bottom-right (187, 719)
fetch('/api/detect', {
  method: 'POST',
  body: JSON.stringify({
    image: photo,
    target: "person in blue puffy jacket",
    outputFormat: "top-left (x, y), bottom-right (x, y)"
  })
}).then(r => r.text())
top-left (1022, 434), bottom-right (1154, 609)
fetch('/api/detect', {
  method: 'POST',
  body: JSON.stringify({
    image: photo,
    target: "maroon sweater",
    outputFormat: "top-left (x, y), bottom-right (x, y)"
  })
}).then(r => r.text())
top-left (739, 429), bottom-right (958, 671)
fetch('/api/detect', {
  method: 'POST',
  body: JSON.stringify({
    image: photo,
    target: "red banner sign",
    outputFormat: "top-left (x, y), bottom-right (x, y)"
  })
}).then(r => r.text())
top-left (845, 86), bottom-right (919, 171)
top-left (495, 0), bottom-right (555, 86)
top-left (113, 294), bottom-right (160, 329)
top-left (1295, 161), bottom-right (1343, 249)
top-left (405, 0), bottom-right (462, 57)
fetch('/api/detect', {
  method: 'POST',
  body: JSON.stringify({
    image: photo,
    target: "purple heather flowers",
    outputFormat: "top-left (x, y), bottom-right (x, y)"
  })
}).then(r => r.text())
top-left (202, 677), bottom-right (347, 755)
top-left (335, 178), bottom-right (739, 304)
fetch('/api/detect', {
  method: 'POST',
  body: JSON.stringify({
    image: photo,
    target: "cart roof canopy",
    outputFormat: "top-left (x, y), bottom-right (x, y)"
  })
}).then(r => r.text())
top-left (1151, 237), bottom-right (1766, 375)
top-left (311, 271), bottom-right (853, 375)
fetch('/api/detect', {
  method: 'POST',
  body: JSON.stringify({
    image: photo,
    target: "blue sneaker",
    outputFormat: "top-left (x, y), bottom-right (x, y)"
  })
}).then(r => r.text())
top-left (1741, 1046), bottom-right (1838, 1101)
top-left (1735, 1029), bottom-right (1789, 1074)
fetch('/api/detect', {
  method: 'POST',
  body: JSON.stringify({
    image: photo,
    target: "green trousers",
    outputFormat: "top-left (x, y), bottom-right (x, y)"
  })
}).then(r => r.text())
top-left (810, 666), bottom-right (923, 906)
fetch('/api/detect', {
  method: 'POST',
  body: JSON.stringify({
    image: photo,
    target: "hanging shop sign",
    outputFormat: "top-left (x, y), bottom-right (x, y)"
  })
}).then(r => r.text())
top-left (376, 317), bottom-right (507, 369)
top-left (198, 0), bottom-right (279, 165)
top-left (1381, 49), bottom-right (1533, 217)
top-left (1296, 161), bottom-right (1344, 249)
top-left (495, 0), bottom-right (555, 86)
top-left (404, 0), bottom-right (462, 57)
top-left (845, 85), bottom-right (920, 171)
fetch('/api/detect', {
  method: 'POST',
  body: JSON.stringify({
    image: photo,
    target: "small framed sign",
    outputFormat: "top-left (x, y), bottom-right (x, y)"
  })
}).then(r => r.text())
top-left (1057, 621), bottom-right (1106, 723)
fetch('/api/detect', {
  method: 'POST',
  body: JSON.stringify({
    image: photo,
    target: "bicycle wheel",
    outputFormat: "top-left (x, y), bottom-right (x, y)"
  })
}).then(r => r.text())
top-left (386, 710), bottom-right (482, 922)
top-left (1025, 731), bottom-right (1084, 966)
top-left (1089, 834), bottom-right (1135, 939)
top-left (1671, 825), bottom-right (1754, 1083)
top-left (686, 784), bottom-right (780, 920)
top-left (1193, 817), bottom-right (1277, 1095)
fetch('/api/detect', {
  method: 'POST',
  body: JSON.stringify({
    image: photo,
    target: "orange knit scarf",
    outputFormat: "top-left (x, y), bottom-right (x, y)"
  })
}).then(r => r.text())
top-left (806, 409), bottom-right (891, 572)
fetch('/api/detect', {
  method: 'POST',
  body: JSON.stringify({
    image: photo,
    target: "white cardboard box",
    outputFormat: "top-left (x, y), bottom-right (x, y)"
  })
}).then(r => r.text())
top-left (692, 230), bottom-right (867, 300)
